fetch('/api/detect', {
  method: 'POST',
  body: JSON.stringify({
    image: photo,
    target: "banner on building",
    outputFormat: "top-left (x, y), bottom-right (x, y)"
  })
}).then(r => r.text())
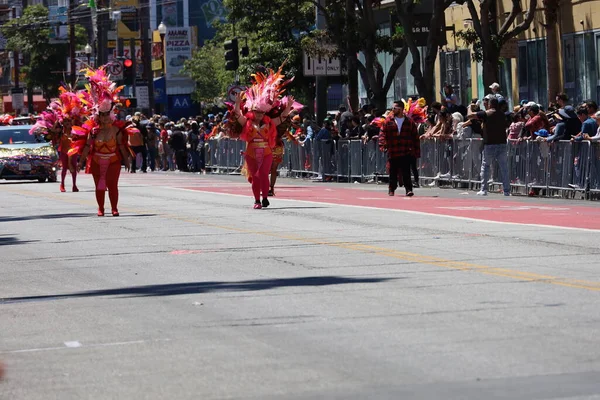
top-left (165, 27), bottom-right (192, 82)
top-left (389, 13), bottom-right (445, 48)
top-left (48, 4), bottom-right (68, 43)
top-left (112, 0), bottom-right (139, 39)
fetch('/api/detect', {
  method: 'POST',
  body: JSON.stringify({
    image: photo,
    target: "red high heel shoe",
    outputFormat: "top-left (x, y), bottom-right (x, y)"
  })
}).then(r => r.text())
top-left (97, 209), bottom-right (105, 217)
top-left (111, 209), bottom-right (119, 217)
top-left (72, 186), bottom-right (79, 192)
top-left (60, 184), bottom-right (66, 192)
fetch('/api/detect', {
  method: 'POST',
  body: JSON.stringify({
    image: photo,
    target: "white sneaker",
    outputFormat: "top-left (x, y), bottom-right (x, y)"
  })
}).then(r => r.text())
top-left (476, 190), bottom-right (488, 196)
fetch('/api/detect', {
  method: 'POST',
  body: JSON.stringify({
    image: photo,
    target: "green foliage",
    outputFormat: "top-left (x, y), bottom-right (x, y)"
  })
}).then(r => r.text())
top-left (455, 28), bottom-right (503, 64)
top-left (182, 30), bottom-right (235, 103)
top-left (1, 4), bottom-right (88, 98)
top-left (182, 0), bottom-right (315, 105)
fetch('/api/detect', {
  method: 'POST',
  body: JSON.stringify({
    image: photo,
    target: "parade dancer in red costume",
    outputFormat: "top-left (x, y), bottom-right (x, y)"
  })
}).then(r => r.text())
top-left (228, 65), bottom-right (302, 209)
top-left (75, 67), bottom-right (136, 216)
top-left (30, 88), bottom-right (90, 192)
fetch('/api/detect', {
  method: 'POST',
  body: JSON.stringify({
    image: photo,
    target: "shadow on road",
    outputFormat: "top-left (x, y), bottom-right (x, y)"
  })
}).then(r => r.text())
top-left (0, 181), bottom-right (42, 186)
top-left (0, 213), bottom-right (92, 222)
top-left (0, 276), bottom-right (396, 304)
top-left (266, 207), bottom-right (329, 210)
top-left (0, 234), bottom-right (39, 246)
top-left (0, 213), bottom-right (157, 222)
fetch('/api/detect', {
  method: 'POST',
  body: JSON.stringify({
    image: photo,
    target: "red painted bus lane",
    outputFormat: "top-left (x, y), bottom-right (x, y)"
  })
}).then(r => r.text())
top-left (182, 185), bottom-right (600, 230)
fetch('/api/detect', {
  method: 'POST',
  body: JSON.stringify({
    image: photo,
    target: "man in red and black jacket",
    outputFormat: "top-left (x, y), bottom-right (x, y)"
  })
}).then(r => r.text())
top-left (379, 100), bottom-right (420, 197)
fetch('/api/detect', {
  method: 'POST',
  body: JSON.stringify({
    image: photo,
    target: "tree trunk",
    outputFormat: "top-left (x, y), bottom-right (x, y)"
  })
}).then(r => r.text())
top-left (346, 53), bottom-right (359, 112)
top-left (395, 0), bottom-right (446, 104)
top-left (544, 0), bottom-right (560, 105)
top-left (345, 0), bottom-right (359, 111)
top-left (482, 54), bottom-right (500, 93)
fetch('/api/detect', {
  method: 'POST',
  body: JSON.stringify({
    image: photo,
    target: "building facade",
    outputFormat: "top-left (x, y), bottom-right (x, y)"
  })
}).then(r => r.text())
top-left (442, 0), bottom-right (600, 107)
top-left (356, 1), bottom-right (600, 110)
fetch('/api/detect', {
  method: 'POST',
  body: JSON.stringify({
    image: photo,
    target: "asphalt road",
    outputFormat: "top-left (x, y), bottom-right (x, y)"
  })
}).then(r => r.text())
top-left (1, 171), bottom-right (600, 400)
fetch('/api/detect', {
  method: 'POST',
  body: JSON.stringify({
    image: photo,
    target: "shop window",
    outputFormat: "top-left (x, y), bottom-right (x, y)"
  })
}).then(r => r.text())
top-left (563, 32), bottom-right (597, 105)
top-left (517, 39), bottom-right (548, 107)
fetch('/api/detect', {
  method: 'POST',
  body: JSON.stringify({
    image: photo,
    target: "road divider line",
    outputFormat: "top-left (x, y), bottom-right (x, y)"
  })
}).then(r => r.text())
top-left (5, 187), bottom-right (600, 292)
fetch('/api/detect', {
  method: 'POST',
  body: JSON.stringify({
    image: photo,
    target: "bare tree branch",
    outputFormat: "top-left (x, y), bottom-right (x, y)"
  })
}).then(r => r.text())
top-left (498, 0), bottom-right (522, 36)
top-left (466, 0), bottom-right (483, 38)
top-left (356, 59), bottom-right (369, 91)
top-left (503, 0), bottom-right (538, 41)
top-left (383, 45), bottom-right (408, 94)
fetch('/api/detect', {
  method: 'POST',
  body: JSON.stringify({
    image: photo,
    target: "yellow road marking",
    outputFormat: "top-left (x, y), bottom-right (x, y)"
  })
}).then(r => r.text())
top-left (4, 186), bottom-right (600, 292)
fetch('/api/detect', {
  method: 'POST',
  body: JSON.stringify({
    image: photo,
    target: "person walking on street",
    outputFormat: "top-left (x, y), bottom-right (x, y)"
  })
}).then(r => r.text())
top-left (379, 100), bottom-right (420, 197)
top-left (470, 97), bottom-right (510, 196)
top-left (129, 116), bottom-right (147, 173)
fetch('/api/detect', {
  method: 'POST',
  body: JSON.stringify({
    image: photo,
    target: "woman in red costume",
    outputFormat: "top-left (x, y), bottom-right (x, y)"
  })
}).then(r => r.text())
top-left (229, 65), bottom-right (302, 209)
top-left (268, 115), bottom-right (299, 196)
top-left (75, 66), bottom-right (135, 216)
top-left (30, 88), bottom-right (90, 192)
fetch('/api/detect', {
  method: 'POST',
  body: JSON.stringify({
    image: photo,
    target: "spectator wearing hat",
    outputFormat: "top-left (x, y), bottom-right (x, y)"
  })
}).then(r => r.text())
top-left (470, 96), bottom-right (510, 196)
top-left (524, 104), bottom-right (549, 140)
top-left (545, 104), bottom-right (581, 143)
top-left (489, 83), bottom-right (505, 103)
top-left (489, 82), bottom-right (501, 95)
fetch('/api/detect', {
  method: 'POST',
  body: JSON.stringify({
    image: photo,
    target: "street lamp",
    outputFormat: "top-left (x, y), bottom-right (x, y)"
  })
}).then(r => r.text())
top-left (84, 43), bottom-right (92, 67)
top-left (157, 21), bottom-right (168, 117)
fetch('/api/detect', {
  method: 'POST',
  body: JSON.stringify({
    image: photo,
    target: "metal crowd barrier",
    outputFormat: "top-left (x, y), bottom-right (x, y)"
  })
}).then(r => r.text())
top-left (203, 138), bottom-right (600, 200)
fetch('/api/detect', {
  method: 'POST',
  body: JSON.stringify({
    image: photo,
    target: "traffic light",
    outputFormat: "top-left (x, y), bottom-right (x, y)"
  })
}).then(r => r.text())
top-left (123, 58), bottom-right (134, 85)
top-left (224, 38), bottom-right (239, 71)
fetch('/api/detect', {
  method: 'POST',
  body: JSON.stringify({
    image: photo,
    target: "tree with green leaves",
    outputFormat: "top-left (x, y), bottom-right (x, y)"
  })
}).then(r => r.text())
top-left (1, 4), bottom-right (87, 103)
top-left (183, 24), bottom-right (238, 106)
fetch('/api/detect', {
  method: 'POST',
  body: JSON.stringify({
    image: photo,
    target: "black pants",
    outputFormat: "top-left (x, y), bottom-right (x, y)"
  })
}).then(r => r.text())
top-left (130, 145), bottom-right (147, 172)
top-left (389, 156), bottom-right (414, 194)
top-left (175, 150), bottom-right (189, 172)
top-left (410, 157), bottom-right (419, 183)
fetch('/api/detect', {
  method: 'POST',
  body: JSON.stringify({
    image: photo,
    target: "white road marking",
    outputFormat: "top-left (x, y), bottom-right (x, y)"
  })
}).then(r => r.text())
top-left (173, 187), bottom-right (600, 232)
top-left (1, 339), bottom-right (171, 354)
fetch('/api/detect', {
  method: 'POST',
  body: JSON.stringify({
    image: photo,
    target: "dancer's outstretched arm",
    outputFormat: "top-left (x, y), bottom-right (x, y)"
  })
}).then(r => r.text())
top-left (273, 96), bottom-right (295, 127)
top-left (233, 92), bottom-right (247, 127)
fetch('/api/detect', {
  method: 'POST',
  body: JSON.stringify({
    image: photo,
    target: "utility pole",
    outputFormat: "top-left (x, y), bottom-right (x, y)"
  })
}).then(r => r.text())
top-left (139, 0), bottom-right (154, 115)
top-left (11, 6), bottom-right (22, 115)
top-left (68, 0), bottom-right (76, 86)
top-left (129, 38), bottom-right (136, 98)
top-left (23, 0), bottom-right (32, 114)
top-left (97, 0), bottom-right (108, 66)
top-left (315, 0), bottom-right (327, 124)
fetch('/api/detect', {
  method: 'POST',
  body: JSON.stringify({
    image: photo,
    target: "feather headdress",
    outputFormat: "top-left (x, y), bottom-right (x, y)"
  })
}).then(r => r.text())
top-left (403, 97), bottom-right (428, 124)
top-left (29, 86), bottom-right (91, 137)
top-left (242, 63), bottom-right (303, 115)
top-left (82, 65), bottom-right (124, 117)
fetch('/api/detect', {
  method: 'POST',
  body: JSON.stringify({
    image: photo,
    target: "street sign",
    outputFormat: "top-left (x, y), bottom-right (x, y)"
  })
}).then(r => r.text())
top-left (500, 38), bottom-right (519, 59)
top-left (11, 88), bottom-right (24, 111)
top-left (303, 51), bottom-right (341, 76)
top-left (136, 85), bottom-right (149, 109)
top-left (227, 85), bottom-right (245, 102)
top-left (107, 61), bottom-right (124, 80)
